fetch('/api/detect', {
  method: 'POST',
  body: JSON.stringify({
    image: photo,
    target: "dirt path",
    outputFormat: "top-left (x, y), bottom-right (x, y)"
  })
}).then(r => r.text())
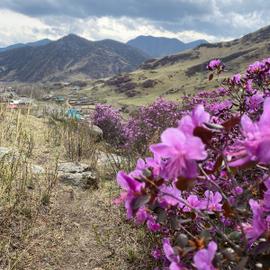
top-left (19, 181), bottom-right (154, 270)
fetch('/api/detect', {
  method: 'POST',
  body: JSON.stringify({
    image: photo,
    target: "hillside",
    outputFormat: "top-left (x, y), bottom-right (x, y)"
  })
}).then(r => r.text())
top-left (127, 35), bottom-right (208, 58)
top-left (0, 34), bottom-right (148, 82)
top-left (78, 25), bottom-right (270, 107)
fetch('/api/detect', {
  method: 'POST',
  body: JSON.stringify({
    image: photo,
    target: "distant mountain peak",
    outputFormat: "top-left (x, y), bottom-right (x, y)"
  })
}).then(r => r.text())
top-left (59, 33), bottom-right (90, 42)
top-left (127, 35), bottom-right (208, 58)
top-left (0, 38), bottom-right (52, 53)
top-left (135, 35), bottom-right (184, 42)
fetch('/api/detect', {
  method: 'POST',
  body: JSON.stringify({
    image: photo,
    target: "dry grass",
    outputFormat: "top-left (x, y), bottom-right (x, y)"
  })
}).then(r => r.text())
top-left (18, 181), bottom-right (158, 270)
top-left (0, 104), bottom-right (157, 270)
top-left (0, 105), bottom-right (59, 269)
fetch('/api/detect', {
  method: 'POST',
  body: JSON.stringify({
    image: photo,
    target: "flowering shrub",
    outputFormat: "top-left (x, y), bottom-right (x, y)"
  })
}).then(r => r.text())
top-left (92, 104), bottom-right (125, 146)
top-left (116, 58), bottom-right (270, 269)
top-left (93, 99), bottom-right (182, 155)
top-left (123, 98), bottom-right (182, 155)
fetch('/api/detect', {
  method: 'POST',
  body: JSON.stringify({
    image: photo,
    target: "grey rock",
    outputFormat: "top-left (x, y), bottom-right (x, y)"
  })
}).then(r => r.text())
top-left (0, 147), bottom-right (12, 159)
top-left (31, 164), bottom-right (45, 174)
top-left (58, 162), bottom-right (90, 173)
top-left (97, 151), bottom-right (123, 168)
top-left (58, 162), bottom-right (97, 189)
top-left (90, 125), bottom-right (103, 140)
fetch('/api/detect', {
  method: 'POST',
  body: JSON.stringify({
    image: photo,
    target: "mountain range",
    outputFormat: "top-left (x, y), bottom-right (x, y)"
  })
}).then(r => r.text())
top-left (80, 24), bottom-right (270, 107)
top-left (0, 34), bottom-right (209, 82)
top-left (0, 34), bottom-right (148, 82)
top-left (0, 39), bottom-right (52, 53)
top-left (0, 24), bottom-right (269, 85)
top-left (127, 35), bottom-right (208, 58)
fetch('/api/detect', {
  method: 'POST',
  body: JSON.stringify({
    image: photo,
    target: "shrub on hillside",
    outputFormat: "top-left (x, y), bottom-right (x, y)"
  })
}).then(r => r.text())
top-left (123, 98), bottom-right (182, 155)
top-left (93, 104), bottom-right (126, 146)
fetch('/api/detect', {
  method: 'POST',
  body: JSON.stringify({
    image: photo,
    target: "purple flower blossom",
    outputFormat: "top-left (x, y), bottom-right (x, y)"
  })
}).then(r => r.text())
top-left (207, 59), bottom-right (224, 71)
top-left (150, 128), bottom-right (207, 180)
top-left (114, 57), bottom-right (270, 269)
top-left (117, 171), bottom-right (145, 219)
top-left (245, 79), bottom-right (255, 94)
top-left (130, 158), bottom-right (148, 178)
top-left (230, 73), bottom-right (241, 84)
top-left (233, 186), bottom-right (244, 196)
top-left (202, 191), bottom-right (223, 212)
top-left (183, 195), bottom-right (203, 212)
top-left (163, 238), bottom-right (182, 270)
top-left (147, 215), bottom-right (161, 232)
top-left (264, 178), bottom-right (270, 210)
top-left (93, 104), bottom-right (125, 145)
top-left (159, 184), bottom-right (181, 206)
top-left (178, 104), bottom-right (210, 135)
top-left (243, 199), bottom-right (267, 243)
top-left (151, 248), bottom-right (162, 260)
top-left (193, 241), bottom-right (217, 270)
top-left (229, 97), bottom-right (270, 166)
top-left (247, 61), bottom-right (265, 74)
top-left (246, 92), bottom-right (264, 112)
top-left (206, 100), bottom-right (232, 115)
top-left (123, 98), bottom-right (181, 154)
top-left (135, 207), bottom-right (148, 224)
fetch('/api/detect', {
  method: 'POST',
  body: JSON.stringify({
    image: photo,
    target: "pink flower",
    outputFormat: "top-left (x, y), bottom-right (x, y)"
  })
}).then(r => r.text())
top-left (243, 199), bottom-right (267, 243)
top-left (263, 178), bottom-right (270, 210)
top-left (135, 207), bottom-right (148, 224)
top-left (230, 73), bottom-right (241, 84)
top-left (117, 171), bottom-right (145, 219)
top-left (229, 97), bottom-right (270, 167)
top-left (193, 241), bottom-right (217, 270)
top-left (147, 215), bottom-right (161, 232)
top-left (207, 59), bottom-right (224, 71)
top-left (246, 92), bottom-right (264, 112)
top-left (202, 191), bottom-right (223, 212)
top-left (163, 238), bottom-right (182, 270)
top-left (159, 184), bottom-right (181, 206)
top-left (183, 195), bottom-right (203, 212)
top-left (178, 104), bottom-right (210, 135)
top-left (247, 61), bottom-right (265, 74)
top-left (233, 186), bottom-right (243, 196)
top-left (151, 248), bottom-right (161, 260)
top-left (129, 158), bottom-right (147, 178)
top-left (150, 128), bottom-right (207, 180)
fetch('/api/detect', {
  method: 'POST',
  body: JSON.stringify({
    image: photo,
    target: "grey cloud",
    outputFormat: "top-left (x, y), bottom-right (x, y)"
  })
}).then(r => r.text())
top-left (0, 0), bottom-right (269, 40)
top-left (0, 0), bottom-right (215, 20)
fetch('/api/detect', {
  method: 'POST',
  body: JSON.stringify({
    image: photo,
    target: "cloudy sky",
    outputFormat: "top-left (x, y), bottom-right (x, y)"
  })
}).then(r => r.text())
top-left (0, 0), bottom-right (269, 47)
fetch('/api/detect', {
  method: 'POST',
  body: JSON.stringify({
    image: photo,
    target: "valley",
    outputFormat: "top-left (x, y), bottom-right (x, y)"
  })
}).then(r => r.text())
top-left (1, 24), bottom-right (269, 111)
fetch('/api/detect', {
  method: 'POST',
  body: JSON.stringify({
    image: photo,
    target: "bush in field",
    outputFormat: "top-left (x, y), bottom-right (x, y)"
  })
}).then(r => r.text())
top-left (93, 99), bottom-right (182, 156)
top-left (93, 104), bottom-right (125, 146)
top-left (116, 58), bottom-right (270, 269)
top-left (123, 98), bottom-right (182, 155)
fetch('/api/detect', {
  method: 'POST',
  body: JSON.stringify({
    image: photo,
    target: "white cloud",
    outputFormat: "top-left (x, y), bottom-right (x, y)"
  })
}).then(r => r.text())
top-left (0, 9), bottom-right (59, 46)
top-left (0, 7), bottom-right (264, 47)
top-left (48, 16), bottom-right (227, 43)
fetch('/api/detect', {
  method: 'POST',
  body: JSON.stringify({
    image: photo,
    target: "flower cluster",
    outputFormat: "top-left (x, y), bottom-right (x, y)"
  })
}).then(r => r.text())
top-left (92, 103), bottom-right (125, 145)
top-left (115, 58), bottom-right (270, 269)
top-left (207, 59), bottom-right (225, 72)
top-left (123, 98), bottom-right (182, 154)
top-left (93, 99), bottom-right (182, 154)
